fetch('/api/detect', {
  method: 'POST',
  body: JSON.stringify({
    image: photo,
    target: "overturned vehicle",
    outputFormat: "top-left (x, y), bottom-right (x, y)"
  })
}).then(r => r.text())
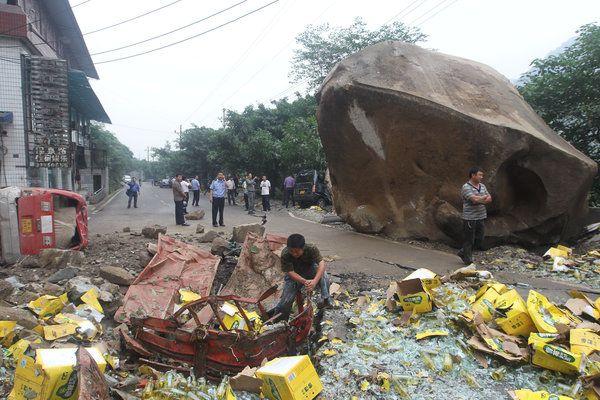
top-left (117, 233), bottom-right (314, 380)
top-left (0, 187), bottom-right (88, 264)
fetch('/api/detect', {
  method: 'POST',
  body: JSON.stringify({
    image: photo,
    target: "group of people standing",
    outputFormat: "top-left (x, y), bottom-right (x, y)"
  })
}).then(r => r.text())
top-left (170, 172), bottom-right (297, 228)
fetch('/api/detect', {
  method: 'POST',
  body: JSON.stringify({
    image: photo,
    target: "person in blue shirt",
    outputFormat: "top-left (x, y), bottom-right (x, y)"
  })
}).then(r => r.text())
top-left (209, 172), bottom-right (227, 227)
top-left (126, 177), bottom-right (140, 208)
top-left (191, 175), bottom-right (201, 206)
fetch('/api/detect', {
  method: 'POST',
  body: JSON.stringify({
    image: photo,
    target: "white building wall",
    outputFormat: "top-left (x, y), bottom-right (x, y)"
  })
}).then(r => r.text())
top-left (0, 36), bottom-right (29, 187)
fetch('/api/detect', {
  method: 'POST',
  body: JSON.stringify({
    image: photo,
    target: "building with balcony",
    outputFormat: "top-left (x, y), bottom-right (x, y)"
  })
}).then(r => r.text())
top-left (0, 0), bottom-right (111, 201)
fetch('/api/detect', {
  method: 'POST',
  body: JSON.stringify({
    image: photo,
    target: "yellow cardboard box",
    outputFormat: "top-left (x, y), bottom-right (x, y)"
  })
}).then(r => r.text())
top-left (511, 389), bottom-right (573, 400)
top-left (220, 302), bottom-right (262, 332)
top-left (9, 346), bottom-right (106, 400)
top-left (394, 279), bottom-right (432, 314)
top-left (527, 291), bottom-right (574, 333)
top-left (27, 293), bottom-right (68, 319)
top-left (403, 268), bottom-right (441, 291)
top-left (531, 342), bottom-right (582, 375)
top-left (256, 355), bottom-right (322, 400)
top-left (569, 328), bottom-right (600, 355)
top-left (528, 333), bottom-right (560, 345)
top-left (471, 283), bottom-right (507, 321)
top-left (495, 290), bottom-right (535, 337)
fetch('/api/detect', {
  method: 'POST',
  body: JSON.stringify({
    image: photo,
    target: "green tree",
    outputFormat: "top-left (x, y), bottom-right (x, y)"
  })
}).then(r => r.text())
top-left (90, 123), bottom-right (134, 192)
top-left (291, 17), bottom-right (427, 91)
top-left (518, 23), bottom-right (600, 205)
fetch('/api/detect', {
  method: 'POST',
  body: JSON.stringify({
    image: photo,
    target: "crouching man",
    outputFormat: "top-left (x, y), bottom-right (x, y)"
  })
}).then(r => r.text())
top-left (270, 233), bottom-right (333, 320)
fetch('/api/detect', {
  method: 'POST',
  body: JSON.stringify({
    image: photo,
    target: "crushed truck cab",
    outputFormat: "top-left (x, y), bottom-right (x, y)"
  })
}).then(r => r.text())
top-left (0, 187), bottom-right (88, 264)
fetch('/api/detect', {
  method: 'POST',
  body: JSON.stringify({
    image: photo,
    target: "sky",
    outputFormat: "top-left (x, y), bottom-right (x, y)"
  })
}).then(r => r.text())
top-left (68, 0), bottom-right (600, 159)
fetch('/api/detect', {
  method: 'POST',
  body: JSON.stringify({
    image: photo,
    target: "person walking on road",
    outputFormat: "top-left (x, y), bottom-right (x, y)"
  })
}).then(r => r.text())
top-left (458, 166), bottom-right (492, 265)
top-left (126, 177), bottom-right (140, 208)
top-left (191, 176), bottom-right (200, 206)
top-left (245, 173), bottom-right (256, 214)
top-left (209, 172), bottom-right (227, 227)
top-left (283, 174), bottom-right (295, 208)
top-left (268, 233), bottom-right (332, 320)
top-left (260, 175), bottom-right (271, 211)
top-left (226, 176), bottom-right (236, 205)
top-left (172, 174), bottom-right (189, 226)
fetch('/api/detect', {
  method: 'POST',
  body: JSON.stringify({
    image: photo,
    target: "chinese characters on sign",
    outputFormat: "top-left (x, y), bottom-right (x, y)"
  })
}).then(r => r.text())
top-left (25, 57), bottom-right (71, 168)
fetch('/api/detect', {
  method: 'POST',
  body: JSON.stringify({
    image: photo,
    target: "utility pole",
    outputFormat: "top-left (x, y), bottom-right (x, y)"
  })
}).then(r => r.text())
top-left (146, 147), bottom-right (150, 162)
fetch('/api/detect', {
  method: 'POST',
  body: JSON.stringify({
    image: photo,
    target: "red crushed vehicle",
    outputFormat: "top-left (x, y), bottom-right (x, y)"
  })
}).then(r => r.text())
top-left (0, 186), bottom-right (88, 263)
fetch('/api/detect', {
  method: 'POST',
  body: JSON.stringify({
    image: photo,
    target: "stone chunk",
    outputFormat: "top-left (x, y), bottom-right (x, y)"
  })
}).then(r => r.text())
top-left (199, 230), bottom-right (219, 243)
top-left (232, 223), bottom-right (265, 243)
top-left (196, 224), bottom-right (205, 234)
top-left (19, 249), bottom-right (84, 269)
top-left (211, 237), bottom-right (230, 256)
top-left (0, 306), bottom-right (38, 329)
top-left (186, 209), bottom-right (205, 220)
top-left (99, 266), bottom-right (134, 286)
top-left (47, 267), bottom-right (79, 283)
top-left (142, 224), bottom-right (167, 239)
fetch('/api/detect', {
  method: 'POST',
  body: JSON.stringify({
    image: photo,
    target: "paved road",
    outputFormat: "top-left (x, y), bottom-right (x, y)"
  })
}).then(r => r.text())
top-left (88, 183), bottom-right (595, 300)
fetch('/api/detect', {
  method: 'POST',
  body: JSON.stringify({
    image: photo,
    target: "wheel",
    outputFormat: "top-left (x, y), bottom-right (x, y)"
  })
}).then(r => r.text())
top-left (317, 197), bottom-right (327, 210)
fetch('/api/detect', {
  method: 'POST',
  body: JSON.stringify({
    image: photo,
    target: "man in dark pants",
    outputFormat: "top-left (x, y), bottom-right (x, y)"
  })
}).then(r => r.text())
top-left (269, 234), bottom-right (333, 321)
top-left (209, 172), bottom-right (227, 227)
top-left (283, 174), bottom-right (295, 208)
top-left (172, 174), bottom-right (189, 226)
top-left (458, 166), bottom-right (492, 264)
top-left (191, 176), bottom-right (200, 206)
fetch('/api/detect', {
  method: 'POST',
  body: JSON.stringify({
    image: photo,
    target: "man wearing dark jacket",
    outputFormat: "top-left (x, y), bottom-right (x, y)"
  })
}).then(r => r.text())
top-left (172, 174), bottom-right (189, 226)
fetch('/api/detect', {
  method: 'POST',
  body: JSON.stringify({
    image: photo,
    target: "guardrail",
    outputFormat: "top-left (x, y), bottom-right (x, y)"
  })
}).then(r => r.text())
top-left (88, 186), bottom-right (106, 204)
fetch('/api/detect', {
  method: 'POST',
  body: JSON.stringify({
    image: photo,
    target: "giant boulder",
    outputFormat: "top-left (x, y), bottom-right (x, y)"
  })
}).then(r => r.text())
top-left (317, 42), bottom-right (597, 246)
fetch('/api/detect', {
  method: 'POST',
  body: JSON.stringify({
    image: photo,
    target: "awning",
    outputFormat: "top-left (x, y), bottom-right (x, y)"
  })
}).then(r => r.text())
top-left (68, 69), bottom-right (111, 124)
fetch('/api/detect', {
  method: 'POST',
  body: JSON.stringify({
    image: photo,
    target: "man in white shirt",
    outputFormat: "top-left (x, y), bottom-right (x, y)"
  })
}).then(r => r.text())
top-left (181, 177), bottom-right (190, 214)
top-left (226, 176), bottom-right (236, 205)
top-left (260, 175), bottom-right (271, 211)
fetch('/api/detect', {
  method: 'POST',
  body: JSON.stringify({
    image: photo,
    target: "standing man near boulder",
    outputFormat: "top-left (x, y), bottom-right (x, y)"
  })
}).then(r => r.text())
top-left (269, 233), bottom-right (333, 320)
top-left (209, 172), bottom-right (227, 227)
top-left (245, 173), bottom-right (256, 215)
top-left (458, 166), bottom-right (492, 264)
top-left (191, 175), bottom-right (200, 206)
top-left (172, 174), bottom-right (189, 226)
top-left (283, 174), bottom-right (295, 208)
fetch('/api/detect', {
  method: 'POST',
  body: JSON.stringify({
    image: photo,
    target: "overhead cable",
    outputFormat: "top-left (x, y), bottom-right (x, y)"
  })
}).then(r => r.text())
top-left (83, 0), bottom-right (185, 35)
top-left (93, 0), bottom-right (280, 65)
top-left (91, 0), bottom-right (247, 56)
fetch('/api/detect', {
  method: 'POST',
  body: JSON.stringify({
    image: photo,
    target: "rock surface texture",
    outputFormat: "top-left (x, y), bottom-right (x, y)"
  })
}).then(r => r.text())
top-left (317, 42), bottom-right (597, 246)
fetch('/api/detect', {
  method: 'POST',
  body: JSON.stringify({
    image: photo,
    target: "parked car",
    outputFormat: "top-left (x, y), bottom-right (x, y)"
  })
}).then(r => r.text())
top-left (0, 187), bottom-right (88, 264)
top-left (294, 170), bottom-right (332, 209)
top-left (123, 175), bottom-right (132, 183)
top-left (159, 178), bottom-right (172, 188)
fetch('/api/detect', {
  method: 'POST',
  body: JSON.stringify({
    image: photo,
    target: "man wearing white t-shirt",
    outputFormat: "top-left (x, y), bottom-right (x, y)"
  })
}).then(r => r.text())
top-left (181, 178), bottom-right (190, 214)
top-left (260, 175), bottom-right (271, 211)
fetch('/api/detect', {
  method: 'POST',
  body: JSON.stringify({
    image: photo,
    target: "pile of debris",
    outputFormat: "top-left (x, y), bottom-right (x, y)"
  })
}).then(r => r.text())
top-left (316, 266), bottom-right (600, 399)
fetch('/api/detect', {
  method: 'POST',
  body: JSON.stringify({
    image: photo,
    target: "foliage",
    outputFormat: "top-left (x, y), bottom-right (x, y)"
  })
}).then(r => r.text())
top-left (90, 123), bottom-right (134, 192)
top-left (518, 23), bottom-right (600, 205)
top-left (145, 95), bottom-right (325, 195)
top-left (290, 17), bottom-right (427, 91)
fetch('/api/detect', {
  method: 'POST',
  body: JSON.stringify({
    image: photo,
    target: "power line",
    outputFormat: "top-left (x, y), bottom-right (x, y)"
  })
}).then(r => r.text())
top-left (93, 0), bottom-right (280, 65)
top-left (71, 0), bottom-right (93, 8)
top-left (408, 0), bottom-right (451, 25)
top-left (83, 0), bottom-right (185, 35)
top-left (384, 0), bottom-right (428, 25)
top-left (416, 0), bottom-right (459, 26)
top-left (91, 0), bottom-right (248, 56)
top-left (192, 0), bottom-right (337, 126)
top-left (181, 0), bottom-right (293, 123)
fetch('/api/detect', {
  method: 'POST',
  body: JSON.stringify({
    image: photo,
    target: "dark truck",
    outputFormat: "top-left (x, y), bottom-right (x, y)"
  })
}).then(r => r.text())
top-left (294, 170), bottom-right (332, 209)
